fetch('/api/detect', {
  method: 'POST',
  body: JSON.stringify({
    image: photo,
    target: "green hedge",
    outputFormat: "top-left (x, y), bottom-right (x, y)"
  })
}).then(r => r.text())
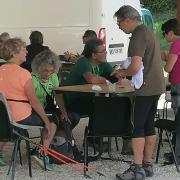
top-left (141, 0), bottom-right (176, 51)
top-left (141, 0), bottom-right (176, 13)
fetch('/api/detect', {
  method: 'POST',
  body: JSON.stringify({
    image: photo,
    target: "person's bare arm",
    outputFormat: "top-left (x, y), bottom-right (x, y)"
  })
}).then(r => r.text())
top-left (164, 53), bottom-right (178, 72)
top-left (161, 52), bottom-right (168, 61)
top-left (24, 79), bottom-right (51, 137)
top-left (111, 56), bottom-right (142, 78)
top-left (54, 92), bottom-right (69, 122)
top-left (83, 72), bottom-right (107, 84)
top-left (64, 51), bottom-right (79, 63)
top-left (125, 56), bottom-right (142, 76)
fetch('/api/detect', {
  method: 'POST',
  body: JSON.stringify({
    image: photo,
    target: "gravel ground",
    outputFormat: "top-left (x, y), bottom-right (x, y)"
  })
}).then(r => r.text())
top-left (1, 96), bottom-right (180, 180)
top-left (0, 157), bottom-right (180, 180)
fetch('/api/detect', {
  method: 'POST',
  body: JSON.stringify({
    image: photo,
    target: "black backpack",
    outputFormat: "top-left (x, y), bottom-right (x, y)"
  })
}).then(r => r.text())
top-left (50, 121), bottom-right (82, 164)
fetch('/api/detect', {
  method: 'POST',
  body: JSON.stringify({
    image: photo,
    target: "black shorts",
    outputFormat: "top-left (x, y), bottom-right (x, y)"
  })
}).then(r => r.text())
top-left (18, 111), bottom-right (58, 126)
top-left (18, 111), bottom-right (44, 126)
top-left (132, 95), bottom-right (160, 138)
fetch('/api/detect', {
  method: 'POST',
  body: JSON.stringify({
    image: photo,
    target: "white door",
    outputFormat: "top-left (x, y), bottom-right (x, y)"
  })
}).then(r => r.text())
top-left (102, 0), bottom-right (126, 63)
top-left (102, 0), bottom-right (141, 64)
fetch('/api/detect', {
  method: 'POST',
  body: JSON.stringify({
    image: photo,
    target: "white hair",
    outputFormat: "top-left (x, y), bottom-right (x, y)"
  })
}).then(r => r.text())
top-left (31, 49), bottom-right (61, 74)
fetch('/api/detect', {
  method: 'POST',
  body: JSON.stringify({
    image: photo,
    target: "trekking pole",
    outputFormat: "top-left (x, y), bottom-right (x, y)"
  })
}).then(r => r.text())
top-left (37, 143), bottom-right (104, 176)
top-left (38, 144), bottom-right (94, 178)
top-left (42, 146), bottom-right (85, 175)
top-left (14, 130), bottom-right (87, 176)
top-left (13, 130), bottom-right (104, 177)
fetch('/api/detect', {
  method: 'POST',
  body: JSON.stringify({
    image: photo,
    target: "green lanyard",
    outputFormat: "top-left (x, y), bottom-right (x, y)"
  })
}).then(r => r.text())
top-left (91, 65), bottom-right (100, 75)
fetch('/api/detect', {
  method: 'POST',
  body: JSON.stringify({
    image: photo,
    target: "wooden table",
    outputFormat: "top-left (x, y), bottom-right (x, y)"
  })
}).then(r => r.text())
top-left (53, 79), bottom-right (135, 125)
top-left (53, 80), bottom-right (134, 160)
top-left (53, 79), bottom-right (134, 95)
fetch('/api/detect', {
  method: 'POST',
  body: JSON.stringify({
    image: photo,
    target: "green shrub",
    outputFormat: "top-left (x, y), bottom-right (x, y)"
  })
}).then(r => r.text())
top-left (141, 0), bottom-right (176, 13)
top-left (141, 0), bottom-right (176, 52)
top-left (154, 9), bottom-right (176, 52)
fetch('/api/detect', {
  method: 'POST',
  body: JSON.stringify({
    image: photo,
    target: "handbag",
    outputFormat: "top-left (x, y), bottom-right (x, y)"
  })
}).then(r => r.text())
top-left (40, 83), bottom-right (57, 113)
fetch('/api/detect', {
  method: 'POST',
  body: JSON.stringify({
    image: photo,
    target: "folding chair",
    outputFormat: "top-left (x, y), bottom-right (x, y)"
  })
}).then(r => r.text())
top-left (0, 93), bottom-right (44, 180)
top-left (83, 96), bottom-right (132, 175)
top-left (154, 98), bottom-right (180, 172)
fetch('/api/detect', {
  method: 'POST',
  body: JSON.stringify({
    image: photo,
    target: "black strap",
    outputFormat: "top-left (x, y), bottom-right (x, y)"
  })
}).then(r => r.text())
top-left (7, 99), bottom-right (29, 103)
top-left (32, 74), bottom-right (53, 97)
top-left (40, 82), bottom-right (51, 96)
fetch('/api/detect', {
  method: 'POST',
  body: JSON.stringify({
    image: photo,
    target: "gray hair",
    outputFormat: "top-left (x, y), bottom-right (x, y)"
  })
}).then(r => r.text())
top-left (31, 49), bottom-right (61, 74)
top-left (0, 32), bottom-right (10, 42)
top-left (0, 32), bottom-right (10, 58)
top-left (1, 38), bottom-right (25, 60)
top-left (114, 5), bottom-right (141, 22)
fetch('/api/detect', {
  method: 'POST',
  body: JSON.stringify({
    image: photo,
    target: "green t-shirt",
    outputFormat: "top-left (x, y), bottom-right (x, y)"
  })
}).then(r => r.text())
top-left (32, 73), bottom-right (59, 107)
top-left (65, 56), bottom-right (113, 85)
top-left (64, 56), bottom-right (113, 106)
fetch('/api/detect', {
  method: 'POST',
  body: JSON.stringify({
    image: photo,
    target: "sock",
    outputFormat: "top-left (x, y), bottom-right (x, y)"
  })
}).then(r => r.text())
top-left (143, 160), bottom-right (153, 165)
top-left (133, 163), bottom-right (142, 168)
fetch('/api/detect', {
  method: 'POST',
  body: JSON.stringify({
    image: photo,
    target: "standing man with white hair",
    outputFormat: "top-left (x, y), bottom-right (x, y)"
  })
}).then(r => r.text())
top-left (112, 5), bottom-right (165, 180)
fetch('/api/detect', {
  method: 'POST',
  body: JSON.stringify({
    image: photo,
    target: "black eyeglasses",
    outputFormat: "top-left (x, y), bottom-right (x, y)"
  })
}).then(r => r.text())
top-left (96, 51), bottom-right (107, 54)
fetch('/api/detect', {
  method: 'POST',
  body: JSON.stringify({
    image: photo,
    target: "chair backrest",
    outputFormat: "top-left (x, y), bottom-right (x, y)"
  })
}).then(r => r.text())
top-left (58, 62), bottom-right (75, 86)
top-left (0, 92), bottom-right (13, 141)
top-left (59, 70), bottom-right (70, 85)
top-left (90, 96), bottom-right (132, 136)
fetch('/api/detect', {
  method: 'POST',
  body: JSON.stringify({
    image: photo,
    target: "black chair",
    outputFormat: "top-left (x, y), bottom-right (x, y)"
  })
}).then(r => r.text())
top-left (83, 96), bottom-right (132, 175)
top-left (58, 62), bottom-right (75, 86)
top-left (0, 93), bottom-right (44, 180)
top-left (59, 70), bottom-right (71, 85)
top-left (155, 100), bottom-right (180, 172)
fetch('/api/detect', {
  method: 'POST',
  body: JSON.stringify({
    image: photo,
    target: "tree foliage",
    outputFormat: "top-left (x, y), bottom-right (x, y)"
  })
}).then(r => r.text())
top-left (141, 0), bottom-right (176, 13)
top-left (140, 0), bottom-right (176, 52)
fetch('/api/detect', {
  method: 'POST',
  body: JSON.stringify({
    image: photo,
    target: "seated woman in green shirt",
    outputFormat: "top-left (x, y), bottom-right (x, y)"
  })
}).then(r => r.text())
top-left (31, 49), bottom-right (80, 129)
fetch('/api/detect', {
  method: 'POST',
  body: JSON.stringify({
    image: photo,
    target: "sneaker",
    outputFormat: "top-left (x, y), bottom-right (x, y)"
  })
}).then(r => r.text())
top-left (0, 151), bottom-right (6, 166)
top-left (32, 154), bottom-right (52, 171)
top-left (116, 164), bottom-right (146, 180)
top-left (142, 161), bottom-right (154, 177)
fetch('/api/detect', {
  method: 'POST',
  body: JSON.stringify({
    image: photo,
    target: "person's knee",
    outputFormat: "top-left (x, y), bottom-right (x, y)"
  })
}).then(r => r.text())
top-left (132, 128), bottom-right (145, 138)
top-left (145, 135), bottom-right (156, 145)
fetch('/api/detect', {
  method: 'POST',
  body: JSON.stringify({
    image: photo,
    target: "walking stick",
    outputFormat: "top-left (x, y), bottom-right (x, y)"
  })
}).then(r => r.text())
top-left (13, 130), bottom-right (105, 178)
